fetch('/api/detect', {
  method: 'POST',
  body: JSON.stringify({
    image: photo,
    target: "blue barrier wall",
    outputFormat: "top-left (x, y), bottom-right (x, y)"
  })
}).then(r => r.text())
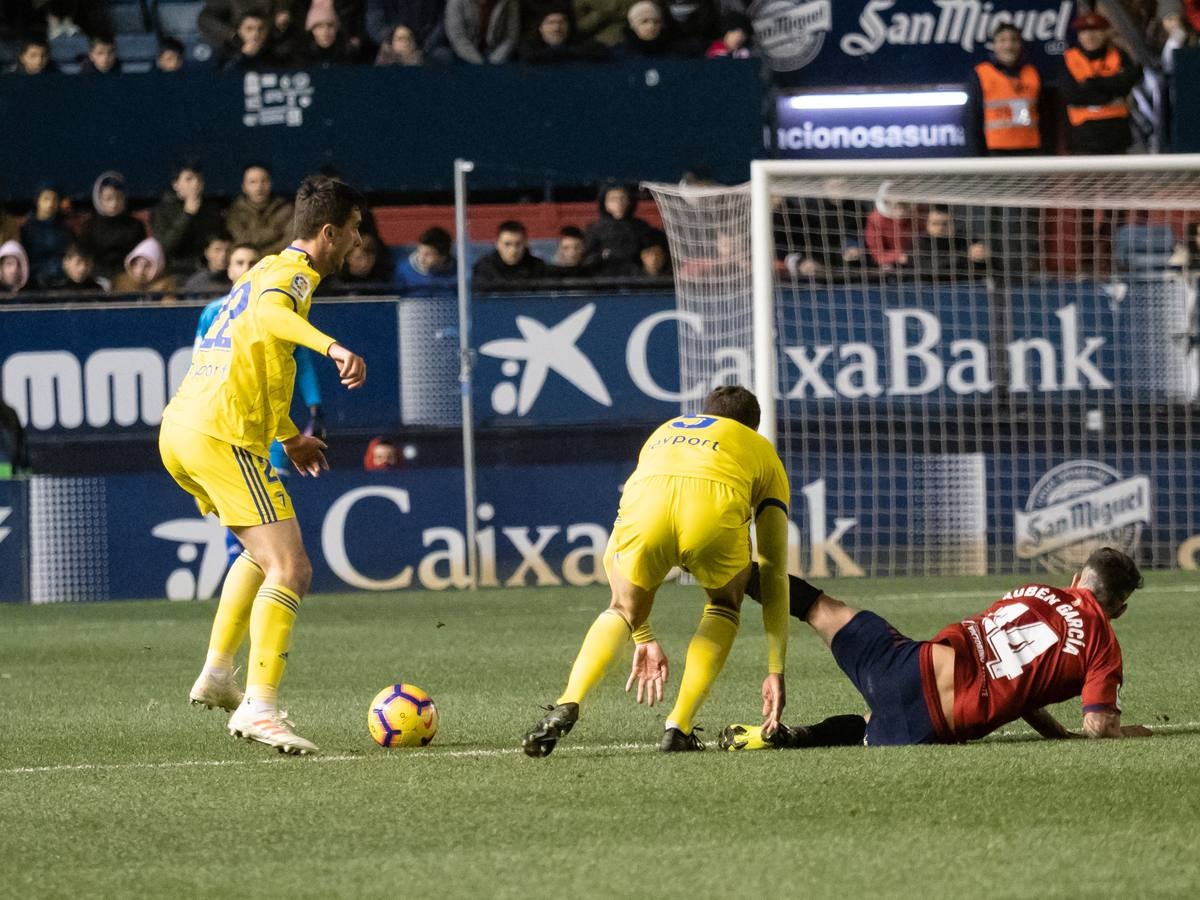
top-left (0, 61), bottom-right (763, 200)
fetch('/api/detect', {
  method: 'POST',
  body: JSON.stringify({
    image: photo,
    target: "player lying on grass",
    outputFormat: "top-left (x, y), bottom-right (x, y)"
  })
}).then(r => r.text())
top-left (160, 175), bottom-right (367, 756)
top-left (523, 385), bottom-right (791, 756)
top-left (711, 546), bottom-right (1152, 750)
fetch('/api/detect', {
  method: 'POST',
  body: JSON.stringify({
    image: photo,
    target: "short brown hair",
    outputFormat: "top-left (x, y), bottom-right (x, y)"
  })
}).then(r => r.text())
top-left (701, 385), bottom-right (760, 430)
top-left (293, 175), bottom-right (363, 239)
top-left (1082, 547), bottom-right (1143, 614)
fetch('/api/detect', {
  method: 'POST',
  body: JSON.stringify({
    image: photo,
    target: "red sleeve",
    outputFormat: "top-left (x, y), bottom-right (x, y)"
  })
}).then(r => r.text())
top-left (1080, 633), bottom-right (1123, 715)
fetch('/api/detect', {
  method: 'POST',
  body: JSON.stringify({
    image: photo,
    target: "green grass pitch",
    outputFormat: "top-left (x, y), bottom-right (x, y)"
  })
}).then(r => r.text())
top-left (1, 572), bottom-right (1198, 898)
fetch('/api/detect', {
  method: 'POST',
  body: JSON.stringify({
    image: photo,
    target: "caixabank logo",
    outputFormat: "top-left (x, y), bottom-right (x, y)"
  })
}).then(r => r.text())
top-left (1014, 461), bottom-right (1150, 572)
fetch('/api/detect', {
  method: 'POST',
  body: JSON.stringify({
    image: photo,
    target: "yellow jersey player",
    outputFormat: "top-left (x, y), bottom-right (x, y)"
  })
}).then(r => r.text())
top-left (523, 385), bottom-right (791, 755)
top-left (160, 175), bottom-right (367, 755)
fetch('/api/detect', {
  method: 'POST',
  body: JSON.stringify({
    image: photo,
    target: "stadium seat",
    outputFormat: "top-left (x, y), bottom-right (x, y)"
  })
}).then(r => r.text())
top-left (49, 34), bottom-right (89, 66)
top-left (1115, 224), bottom-right (1177, 272)
top-left (109, 0), bottom-right (153, 35)
top-left (157, 1), bottom-right (204, 42)
top-left (116, 33), bottom-right (160, 70)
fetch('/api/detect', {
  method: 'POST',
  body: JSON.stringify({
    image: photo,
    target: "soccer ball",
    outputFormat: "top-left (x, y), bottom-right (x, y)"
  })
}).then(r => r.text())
top-left (368, 683), bottom-right (438, 748)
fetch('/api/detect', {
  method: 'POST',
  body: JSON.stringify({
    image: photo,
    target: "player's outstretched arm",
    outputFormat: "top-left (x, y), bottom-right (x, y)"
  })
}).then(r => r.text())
top-left (327, 342), bottom-right (366, 389)
top-left (1022, 707), bottom-right (1077, 739)
top-left (1081, 710), bottom-right (1153, 739)
top-left (755, 504), bottom-right (790, 732)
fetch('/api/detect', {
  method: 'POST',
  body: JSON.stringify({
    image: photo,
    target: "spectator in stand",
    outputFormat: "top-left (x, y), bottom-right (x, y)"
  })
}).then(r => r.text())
top-left (182, 233), bottom-right (235, 294)
top-left (366, 0), bottom-right (449, 60)
top-left (1169, 221), bottom-right (1200, 273)
top-left (612, 228), bottom-right (671, 278)
top-left (79, 33), bottom-right (121, 74)
top-left (614, 1), bottom-right (679, 57)
top-left (157, 36), bottom-right (186, 71)
top-left (550, 225), bottom-right (594, 276)
top-left (220, 10), bottom-right (289, 70)
top-left (299, 5), bottom-right (361, 63)
top-left (911, 205), bottom-right (988, 280)
top-left (1155, 2), bottom-right (1199, 72)
top-left (864, 193), bottom-right (913, 270)
top-left (375, 23), bottom-right (425, 63)
top-left (8, 37), bottom-right (55, 74)
top-left (226, 163), bottom-right (294, 256)
top-left (0, 241), bottom-right (30, 296)
top-left (520, 9), bottom-right (609, 61)
top-left (151, 160), bottom-right (226, 277)
top-left (42, 243), bottom-right (105, 292)
top-left (200, 1), bottom-right (293, 61)
top-left (575, 0), bottom-right (636, 45)
top-left (21, 185), bottom-right (72, 286)
top-left (393, 225), bottom-right (457, 293)
top-left (706, 12), bottom-right (749, 58)
top-left (774, 193), bottom-right (865, 278)
top-left (111, 237), bottom-right (175, 295)
top-left (966, 23), bottom-right (1045, 155)
top-left (0, 393), bottom-right (29, 474)
top-left (584, 183), bottom-right (653, 271)
top-left (338, 232), bottom-right (391, 284)
top-left (445, 0), bottom-right (520, 63)
top-left (1061, 12), bottom-right (1140, 155)
top-left (520, 0), bottom-right (576, 39)
top-left (677, 227), bottom-right (746, 282)
top-left (661, 0), bottom-right (716, 55)
top-left (226, 242), bottom-right (261, 281)
top-left (473, 220), bottom-right (549, 283)
top-left (363, 437), bottom-right (400, 470)
top-left (79, 172), bottom-right (146, 280)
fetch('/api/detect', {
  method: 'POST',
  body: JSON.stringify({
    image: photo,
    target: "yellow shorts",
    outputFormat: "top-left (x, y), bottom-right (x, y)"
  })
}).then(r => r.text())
top-left (604, 474), bottom-right (751, 590)
top-left (159, 419), bottom-right (293, 527)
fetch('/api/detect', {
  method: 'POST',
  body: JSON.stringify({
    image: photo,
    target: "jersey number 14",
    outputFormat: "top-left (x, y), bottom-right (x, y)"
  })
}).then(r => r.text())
top-left (982, 602), bottom-right (1059, 680)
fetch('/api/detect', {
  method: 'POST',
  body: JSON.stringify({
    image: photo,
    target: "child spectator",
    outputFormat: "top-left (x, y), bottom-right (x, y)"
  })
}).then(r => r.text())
top-left (366, 0), bottom-right (449, 59)
top-left (111, 237), bottom-right (175, 295)
top-left (0, 241), bottom-right (30, 296)
top-left (520, 9), bottom-right (608, 61)
top-left (20, 185), bottom-right (72, 286)
top-left (375, 24), bottom-right (425, 64)
top-left (151, 160), bottom-right (227, 276)
top-left (445, 0), bottom-right (520, 63)
top-left (79, 172), bottom-right (146, 279)
top-left (584, 183), bottom-right (652, 270)
top-left (706, 12), bottom-right (749, 58)
top-left (9, 37), bottom-right (54, 74)
top-left (43, 243), bottom-right (104, 292)
top-left (226, 242), bottom-right (261, 283)
top-left (575, 0), bottom-right (637, 45)
top-left (393, 226), bottom-right (457, 293)
top-left (550, 225), bottom-right (593, 276)
top-left (614, 1), bottom-right (677, 57)
top-left (864, 194), bottom-right (913, 270)
top-left (79, 33), bottom-right (121, 74)
top-left (363, 437), bottom-right (401, 470)
top-left (157, 36), bottom-right (186, 71)
top-left (182, 233), bottom-right (234, 294)
top-left (633, 228), bottom-right (670, 277)
top-left (226, 163), bottom-right (294, 256)
top-left (300, 6), bottom-right (360, 64)
top-left (473, 221), bottom-right (548, 284)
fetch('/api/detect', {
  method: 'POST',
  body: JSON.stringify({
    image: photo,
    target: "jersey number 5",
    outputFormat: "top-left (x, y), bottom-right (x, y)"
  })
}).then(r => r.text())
top-left (199, 283), bottom-right (251, 351)
top-left (982, 602), bottom-right (1059, 680)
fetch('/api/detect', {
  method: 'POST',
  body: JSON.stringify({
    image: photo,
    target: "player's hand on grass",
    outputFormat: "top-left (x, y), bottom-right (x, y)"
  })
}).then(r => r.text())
top-left (328, 343), bottom-right (366, 389)
top-left (625, 640), bottom-right (668, 706)
top-left (761, 673), bottom-right (785, 735)
top-left (283, 433), bottom-right (329, 477)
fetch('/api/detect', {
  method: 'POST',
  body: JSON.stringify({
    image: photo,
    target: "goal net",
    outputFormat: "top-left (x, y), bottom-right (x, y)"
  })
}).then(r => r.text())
top-left (648, 158), bottom-right (1200, 578)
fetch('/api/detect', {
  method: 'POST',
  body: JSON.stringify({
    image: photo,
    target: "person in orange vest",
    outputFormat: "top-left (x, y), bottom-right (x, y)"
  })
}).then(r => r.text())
top-left (967, 23), bottom-right (1044, 155)
top-left (1061, 12), bottom-right (1140, 154)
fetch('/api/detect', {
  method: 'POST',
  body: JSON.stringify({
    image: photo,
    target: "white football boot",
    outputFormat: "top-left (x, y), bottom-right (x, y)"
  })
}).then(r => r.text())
top-left (189, 668), bottom-right (244, 711)
top-left (227, 701), bottom-right (319, 755)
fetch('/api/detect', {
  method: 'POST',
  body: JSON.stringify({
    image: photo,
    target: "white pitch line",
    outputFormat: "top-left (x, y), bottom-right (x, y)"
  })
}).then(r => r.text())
top-left (4, 723), bottom-right (1197, 776)
top-left (878, 584), bottom-right (1200, 603)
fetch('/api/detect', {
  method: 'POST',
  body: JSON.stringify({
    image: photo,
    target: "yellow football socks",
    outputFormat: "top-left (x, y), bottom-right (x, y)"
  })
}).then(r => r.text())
top-left (557, 609), bottom-right (632, 706)
top-left (246, 584), bottom-right (302, 707)
top-left (204, 552), bottom-right (263, 670)
top-left (666, 603), bottom-right (740, 735)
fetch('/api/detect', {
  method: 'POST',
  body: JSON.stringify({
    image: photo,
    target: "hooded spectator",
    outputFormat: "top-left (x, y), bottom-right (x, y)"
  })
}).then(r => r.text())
top-left (445, 0), bottom-right (520, 63)
top-left (0, 241), bottom-right (30, 295)
top-left (575, 0), bottom-right (637, 45)
top-left (365, 0), bottom-right (448, 57)
top-left (363, 437), bottom-right (402, 470)
top-left (112, 237), bottom-right (175, 295)
top-left (79, 33), bottom-right (121, 74)
top-left (10, 37), bottom-right (55, 74)
top-left (520, 8), bottom-right (609, 62)
top-left (182, 233), bottom-right (234, 294)
top-left (393, 226), bottom-right (457, 293)
top-left (151, 160), bottom-right (227, 276)
top-left (473, 220), bottom-right (549, 284)
top-left (583, 183), bottom-right (653, 270)
top-left (375, 23), bottom-right (425, 64)
top-left (226, 163), bottom-right (294, 256)
top-left (614, 1), bottom-right (677, 57)
top-left (79, 172), bottom-right (146, 279)
top-left (300, 5), bottom-right (360, 63)
top-left (42, 243), bottom-right (104, 293)
top-left (20, 185), bottom-right (72, 286)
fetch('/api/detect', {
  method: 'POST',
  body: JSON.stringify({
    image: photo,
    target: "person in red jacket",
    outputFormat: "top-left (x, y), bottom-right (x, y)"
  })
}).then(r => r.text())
top-left (865, 195), bottom-right (913, 270)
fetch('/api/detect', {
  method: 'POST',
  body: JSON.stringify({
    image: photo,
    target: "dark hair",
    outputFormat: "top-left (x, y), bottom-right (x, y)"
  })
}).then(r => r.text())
top-left (171, 158), bottom-right (203, 180)
top-left (206, 231), bottom-right (233, 246)
top-left (293, 175), bottom-right (363, 239)
top-left (243, 161), bottom-right (271, 177)
top-left (928, 204), bottom-right (951, 216)
top-left (701, 385), bottom-right (760, 430)
top-left (20, 36), bottom-right (49, 52)
top-left (497, 220), bottom-right (527, 237)
top-left (559, 225), bottom-right (584, 241)
top-left (159, 36), bottom-right (185, 55)
top-left (230, 242), bottom-right (259, 256)
top-left (238, 9), bottom-right (268, 24)
top-left (418, 226), bottom-right (452, 256)
top-left (1082, 547), bottom-right (1143, 615)
top-left (90, 33), bottom-right (115, 48)
top-left (641, 228), bottom-right (669, 252)
top-left (992, 23), bottom-right (1022, 40)
top-left (65, 242), bottom-right (93, 260)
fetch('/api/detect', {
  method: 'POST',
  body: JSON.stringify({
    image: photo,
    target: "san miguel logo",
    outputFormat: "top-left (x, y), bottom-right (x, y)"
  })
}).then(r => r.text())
top-left (1015, 461), bottom-right (1150, 571)
top-left (750, 0), bottom-right (833, 72)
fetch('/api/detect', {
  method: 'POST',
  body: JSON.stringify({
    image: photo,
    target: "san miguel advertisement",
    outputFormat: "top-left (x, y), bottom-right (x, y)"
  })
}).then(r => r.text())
top-left (755, 0), bottom-right (1078, 87)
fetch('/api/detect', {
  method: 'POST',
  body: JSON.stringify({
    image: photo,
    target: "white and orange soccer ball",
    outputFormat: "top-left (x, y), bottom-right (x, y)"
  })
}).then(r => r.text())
top-left (368, 683), bottom-right (438, 748)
